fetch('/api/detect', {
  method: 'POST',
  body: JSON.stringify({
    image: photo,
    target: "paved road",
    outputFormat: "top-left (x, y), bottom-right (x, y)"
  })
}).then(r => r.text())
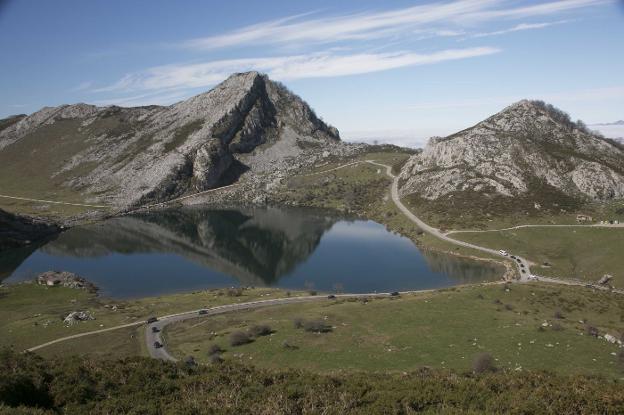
top-left (145, 288), bottom-right (496, 361)
top-left (446, 223), bottom-right (624, 235)
top-left (23, 158), bottom-right (622, 359)
top-left (365, 160), bottom-right (532, 281)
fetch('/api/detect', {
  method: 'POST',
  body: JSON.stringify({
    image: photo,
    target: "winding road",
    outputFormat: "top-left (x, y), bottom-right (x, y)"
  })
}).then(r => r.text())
top-left (24, 158), bottom-right (621, 361)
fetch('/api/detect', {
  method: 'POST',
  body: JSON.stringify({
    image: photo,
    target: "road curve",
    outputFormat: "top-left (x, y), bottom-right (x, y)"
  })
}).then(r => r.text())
top-left (365, 160), bottom-right (531, 281)
top-left (146, 288), bottom-right (493, 361)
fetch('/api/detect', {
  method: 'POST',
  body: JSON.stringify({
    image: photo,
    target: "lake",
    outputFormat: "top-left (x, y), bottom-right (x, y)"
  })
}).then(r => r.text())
top-left (1, 206), bottom-right (502, 298)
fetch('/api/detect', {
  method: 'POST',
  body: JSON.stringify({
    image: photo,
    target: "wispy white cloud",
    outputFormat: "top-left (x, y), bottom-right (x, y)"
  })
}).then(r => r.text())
top-left (95, 47), bottom-right (501, 94)
top-left (468, 20), bottom-right (570, 38)
top-left (182, 0), bottom-right (607, 50)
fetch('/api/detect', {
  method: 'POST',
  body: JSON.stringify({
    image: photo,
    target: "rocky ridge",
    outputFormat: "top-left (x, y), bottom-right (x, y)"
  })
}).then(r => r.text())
top-left (0, 72), bottom-right (356, 209)
top-left (399, 100), bottom-right (624, 205)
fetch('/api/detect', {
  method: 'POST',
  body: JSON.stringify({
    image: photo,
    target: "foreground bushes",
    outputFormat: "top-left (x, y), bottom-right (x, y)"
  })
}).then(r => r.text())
top-left (1, 349), bottom-right (623, 414)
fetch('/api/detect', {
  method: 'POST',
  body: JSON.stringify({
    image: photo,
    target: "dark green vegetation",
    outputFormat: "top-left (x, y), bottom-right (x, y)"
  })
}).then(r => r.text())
top-left (1, 349), bottom-right (623, 414)
top-left (165, 283), bottom-right (624, 377)
top-left (454, 227), bottom-right (624, 285)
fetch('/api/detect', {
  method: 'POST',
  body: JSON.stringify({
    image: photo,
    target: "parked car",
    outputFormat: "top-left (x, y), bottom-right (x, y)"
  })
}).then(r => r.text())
top-left (510, 255), bottom-right (516, 259)
top-left (147, 317), bottom-right (158, 324)
top-left (528, 275), bottom-right (539, 281)
top-left (499, 250), bottom-right (509, 256)
top-left (151, 326), bottom-right (160, 333)
top-left (327, 294), bottom-right (336, 299)
top-left (198, 309), bottom-right (208, 315)
top-left (521, 269), bottom-right (526, 273)
top-left (153, 341), bottom-right (163, 349)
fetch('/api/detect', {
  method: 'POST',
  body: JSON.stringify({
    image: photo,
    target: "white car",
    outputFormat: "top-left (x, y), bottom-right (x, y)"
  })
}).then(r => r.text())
top-left (528, 275), bottom-right (539, 281)
top-left (499, 250), bottom-right (509, 256)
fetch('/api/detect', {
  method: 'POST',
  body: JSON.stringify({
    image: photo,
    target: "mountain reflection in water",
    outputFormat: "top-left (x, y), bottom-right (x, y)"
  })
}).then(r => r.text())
top-left (1, 206), bottom-right (502, 298)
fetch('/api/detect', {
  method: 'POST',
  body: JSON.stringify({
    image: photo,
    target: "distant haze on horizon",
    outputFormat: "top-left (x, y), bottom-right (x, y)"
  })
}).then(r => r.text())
top-left (1, 0), bottom-right (623, 146)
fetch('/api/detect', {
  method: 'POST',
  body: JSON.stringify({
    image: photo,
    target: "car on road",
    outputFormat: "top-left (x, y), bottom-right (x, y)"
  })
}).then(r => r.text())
top-left (151, 327), bottom-right (160, 333)
top-left (153, 341), bottom-right (163, 349)
top-left (198, 309), bottom-right (208, 315)
top-left (147, 317), bottom-right (158, 324)
top-left (327, 295), bottom-right (336, 299)
top-left (499, 250), bottom-right (508, 256)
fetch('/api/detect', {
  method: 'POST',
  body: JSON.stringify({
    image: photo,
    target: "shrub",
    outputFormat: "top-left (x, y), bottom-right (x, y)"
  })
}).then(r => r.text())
top-left (282, 341), bottom-right (298, 350)
top-left (248, 324), bottom-right (272, 337)
top-left (554, 310), bottom-right (565, 319)
top-left (207, 344), bottom-right (223, 356)
top-left (209, 353), bottom-right (223, 364)
top-left (229, 331), bottom-right (252, 347)
top-left (552, 323), bottom-right (564, 331)
top-left (585, 325), bottom-right (599, 337)
top-left (303, 320), bottom-right (332, 333)
top-left (504, 304), bottom-right (514, 311)
top-left (472, 353), bottom-right (497, 374)
top-left (293, 318), bottom-right (305, 329)
top-left (226, 287), bottom-right (243, 297)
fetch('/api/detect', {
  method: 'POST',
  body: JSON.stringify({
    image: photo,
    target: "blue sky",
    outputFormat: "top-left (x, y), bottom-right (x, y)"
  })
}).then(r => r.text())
top-left (1, 0), bottom-right (623, 146)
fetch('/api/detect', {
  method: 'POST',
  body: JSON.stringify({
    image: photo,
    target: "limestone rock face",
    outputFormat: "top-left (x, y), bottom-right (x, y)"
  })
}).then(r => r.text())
top-left (0, 72), bottom-right (346, 209)
top-left (399, 100), bottom-right (624, 203)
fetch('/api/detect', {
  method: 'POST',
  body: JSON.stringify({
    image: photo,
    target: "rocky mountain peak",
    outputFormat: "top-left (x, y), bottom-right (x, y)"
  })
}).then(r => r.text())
top-left (400, 101), bottom-right (624, 208)
top-left (0, 72), bottom-right (349, 209)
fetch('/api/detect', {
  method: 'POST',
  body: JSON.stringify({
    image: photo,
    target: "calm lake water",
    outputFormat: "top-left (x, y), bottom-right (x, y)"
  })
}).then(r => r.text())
top-left (1, 207), bottom-right (502, 298)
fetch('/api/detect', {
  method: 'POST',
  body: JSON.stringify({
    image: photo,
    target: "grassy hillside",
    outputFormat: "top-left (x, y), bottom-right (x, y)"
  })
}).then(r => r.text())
top-left (0, 283), bottom-right (303, 351)
top-left (452, 227), bottom-right (624, 285)
top-left (2, 349), bottom-right (624, 414)
top-left (164, 283), bottom-right (624, 378)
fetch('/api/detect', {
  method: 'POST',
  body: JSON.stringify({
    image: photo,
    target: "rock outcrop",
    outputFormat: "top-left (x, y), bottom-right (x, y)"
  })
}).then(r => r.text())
top-left (0, 72), bottom-right (349, 209)
top-left (399, 100), bottom-right (624, 205)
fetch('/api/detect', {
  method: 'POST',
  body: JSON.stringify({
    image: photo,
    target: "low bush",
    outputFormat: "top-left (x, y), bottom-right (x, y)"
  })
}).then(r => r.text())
top-left (229, 331), bottom-right (253, 347)
top-left (585, 324), bottom-right (599, 337)
top-left (473, 353), bottom-right (497, 374)
top-left (293, 318), bottom-right (305, 329)
top-left (207, 344), bottom-right (223, 356)
top-left (248, 324), bottom-right (272, 337)
top-left (302, 320), bottom-right (332, 333)
top-left (1, 350), bottom-right (623, 413)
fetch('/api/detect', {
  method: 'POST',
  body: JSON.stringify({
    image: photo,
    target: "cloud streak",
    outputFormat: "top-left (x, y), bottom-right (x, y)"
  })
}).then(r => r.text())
top-left (95, 47), bottom-right (501, 94)
top-left (183, 0), bottom-right (607, 50)
top-left (468, 20), bottom-right (570, 38)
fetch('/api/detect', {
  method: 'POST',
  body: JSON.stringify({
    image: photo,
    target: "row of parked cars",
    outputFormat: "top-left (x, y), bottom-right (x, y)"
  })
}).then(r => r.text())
top-left (499, 250), bottom-right (539, 280)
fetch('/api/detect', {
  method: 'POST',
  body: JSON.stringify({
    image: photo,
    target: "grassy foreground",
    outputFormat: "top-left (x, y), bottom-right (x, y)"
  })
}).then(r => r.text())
top-left (2, 349), bottom-right (624, 414)
top-left (165, 283), bottom-right (624, 378)
top-left (0, 282), bottom-right (304, 352)
top-left (453, 227), bottom-right (624, 286)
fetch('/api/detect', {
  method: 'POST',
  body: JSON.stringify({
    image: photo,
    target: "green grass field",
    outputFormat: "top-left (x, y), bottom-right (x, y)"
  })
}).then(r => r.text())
top-left (453, 227), bottom-right (624, 285)
top-left (164, 283), bottom-right (624, 378)
top-left (0, 282), bottom-right (306, 351)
